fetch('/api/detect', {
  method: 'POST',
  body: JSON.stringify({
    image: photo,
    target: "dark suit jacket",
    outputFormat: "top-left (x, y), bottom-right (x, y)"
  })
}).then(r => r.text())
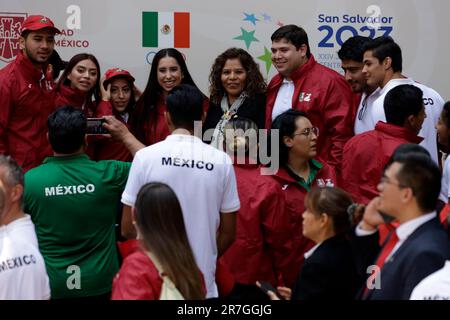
top-left (361, 218), bottom-right (450, 300)
top-left (291, 234), bottom-right (359, 300)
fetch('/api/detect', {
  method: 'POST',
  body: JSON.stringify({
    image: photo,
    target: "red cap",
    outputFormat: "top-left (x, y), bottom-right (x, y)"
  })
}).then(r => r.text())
top-left (103, 68), bottom-right (135, 89)
top-left (21, 15), bottom-right (61, 35)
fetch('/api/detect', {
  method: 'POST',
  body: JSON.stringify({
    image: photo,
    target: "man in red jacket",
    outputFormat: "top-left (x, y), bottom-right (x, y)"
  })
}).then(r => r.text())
top-left (0, 15), bottom-right (60, 172)
top-left (341, 84), bottom-right (425, 205)
top-left (266, 25), bottom-right (354, 175)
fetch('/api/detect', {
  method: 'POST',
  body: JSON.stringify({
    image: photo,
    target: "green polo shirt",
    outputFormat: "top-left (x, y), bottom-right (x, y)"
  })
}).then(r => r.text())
top-left (285, 159), bottom-right (323, 192)
top-left (24, 154), bottom-right (130, 299)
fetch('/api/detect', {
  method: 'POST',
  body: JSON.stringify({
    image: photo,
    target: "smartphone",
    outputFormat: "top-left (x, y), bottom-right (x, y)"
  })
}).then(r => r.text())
top-left (86, 118), bottom-right (108, 135)
top-left (257, 281), bottom-right (283, 299)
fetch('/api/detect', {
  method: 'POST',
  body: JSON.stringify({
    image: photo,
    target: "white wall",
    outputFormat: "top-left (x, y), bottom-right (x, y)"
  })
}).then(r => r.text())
top-left (1, 0), bottom-right (448, 100)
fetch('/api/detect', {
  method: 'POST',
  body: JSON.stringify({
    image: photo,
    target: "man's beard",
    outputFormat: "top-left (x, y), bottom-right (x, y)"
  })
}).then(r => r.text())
top-left (24, 47), bottom-right (49, 67)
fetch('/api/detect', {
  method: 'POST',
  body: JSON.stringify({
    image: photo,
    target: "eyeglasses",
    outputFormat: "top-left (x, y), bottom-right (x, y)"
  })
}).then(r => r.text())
top-left (292, 126), bottom-right (319, 138)
top-left (379, 176), bottom-right (406, 188)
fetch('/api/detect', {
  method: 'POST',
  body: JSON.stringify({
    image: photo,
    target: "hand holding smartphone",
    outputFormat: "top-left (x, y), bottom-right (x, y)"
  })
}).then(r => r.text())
top-left (256, 281), bottom-right (284, 300)
top-left (86, 118), bottom-right (108, 135)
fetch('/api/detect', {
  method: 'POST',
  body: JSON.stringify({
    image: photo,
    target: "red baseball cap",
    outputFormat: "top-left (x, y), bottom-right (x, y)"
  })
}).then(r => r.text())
top-left (21, 15), bottom-right (61, 35)
top-left (103, 68), bottom-right (135, 90)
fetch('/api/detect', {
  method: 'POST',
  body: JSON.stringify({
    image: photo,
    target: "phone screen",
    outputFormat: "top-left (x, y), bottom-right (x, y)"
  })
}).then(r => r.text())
top-left (257, 281), bottom-right (283, 299)
top-left (86, 118), bottom-right (108, 135)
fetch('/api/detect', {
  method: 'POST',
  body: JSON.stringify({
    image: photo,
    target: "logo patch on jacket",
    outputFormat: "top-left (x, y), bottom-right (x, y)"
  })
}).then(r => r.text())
top-left (299, 92), bottom-right (312, 102)
top-left (317, 179), bottom-right (334, 187)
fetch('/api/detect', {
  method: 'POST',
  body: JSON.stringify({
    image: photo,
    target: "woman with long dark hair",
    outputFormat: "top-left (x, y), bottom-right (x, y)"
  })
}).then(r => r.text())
top-left (92, 68), bottom-right (137, 162)
top-left (55, 53), bottom-right (101, 117)
top-left (112, 182), bottom-right (205, 300)
top-left (129, 48), bottom-right (207, 146)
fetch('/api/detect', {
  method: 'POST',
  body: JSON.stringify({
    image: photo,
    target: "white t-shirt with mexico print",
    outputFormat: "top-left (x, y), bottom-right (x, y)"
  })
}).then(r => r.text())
top-left (0, 215), bottom-right (50, 300)
top-left (122, 134), bottom-right (240, 298)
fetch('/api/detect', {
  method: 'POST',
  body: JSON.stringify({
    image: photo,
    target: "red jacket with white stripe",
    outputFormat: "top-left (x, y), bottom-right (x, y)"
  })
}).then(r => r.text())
top-left (220, 163), bottom-right (292, 287)
top-left (269, 160), bottom-right (337, 287)
top-left (0, 51), bottom-right (56, 172)
top-left (341, 121), bottom-right (423, 205)
top-left (265, 55), bottom-right (354, 174)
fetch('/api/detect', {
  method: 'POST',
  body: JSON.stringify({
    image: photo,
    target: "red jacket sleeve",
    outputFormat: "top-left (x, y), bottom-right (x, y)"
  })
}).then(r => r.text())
top-left (321, 77), bottom-right (354, 175)
top-left (341, 135), bottom-right (379, 204)
top-left (96, 101), bottom-right (113, 117)
top-left (0, 74), bottom-right (13, 155)
top-left (260, 183), bottom-right (293, 286)
top-left (111, 252), bottom-right (162, 300)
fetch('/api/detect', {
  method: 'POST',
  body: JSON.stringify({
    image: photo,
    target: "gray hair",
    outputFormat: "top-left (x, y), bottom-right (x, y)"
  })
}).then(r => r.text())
top-left (0, 155), bottom-right (24, 187)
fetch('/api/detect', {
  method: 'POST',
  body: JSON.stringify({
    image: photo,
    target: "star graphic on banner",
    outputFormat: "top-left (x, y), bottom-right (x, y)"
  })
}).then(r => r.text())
top-left (262, 13), bottom-right (271, 22)
top-left (243, 12), bottom-right (260, 26)
top-left (257, 46), bottom-right (273, 75)
top-left (277, 20), bottom-right (284, 27)
top-left (233, 28), bottom-right (259, 49)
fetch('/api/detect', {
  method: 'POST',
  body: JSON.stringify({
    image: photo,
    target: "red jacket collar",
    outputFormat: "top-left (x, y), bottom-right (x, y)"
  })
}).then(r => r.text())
top-left (374, 121), bottom-right (423, 144)
top-left (15, 50), bottom-right (46, 82)
top-left (58, 83), bottom-right (89, 106)
top-left (272, 159), bottom-right (323, 184)
top-left (268, 54), bottom-right (318, 90)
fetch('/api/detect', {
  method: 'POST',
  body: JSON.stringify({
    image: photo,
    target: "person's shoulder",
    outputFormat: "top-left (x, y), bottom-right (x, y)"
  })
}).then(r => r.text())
top-left (307, 62), bottom-right (349, 94)
top-left (122, 250), bottom-right (160, 279)
top-left (409, 219), bottom-right (450, 251)
top-left (98, 159), bottom-right (131, 169)
top-left (249, 92), bottom-right (267, 102)
top-left (267, 73), bottom-right (283, 90)
top-left (255, 169), bottom-right (284, 190)
top-left (138, 140), bottom-right (169, 156)
top-left (0, 60), bottom-right (24, 89)
top-left (311, 61), bottom-right (345, 80)
top-left (1, 223), bottom-right (41, 256)
top-left (410, 262), bottom-right (450, 300)
top-left (346, 130), bottom-right (377, 147)
top-left (310, 236), bottom-right (353, 266)
top-left (0, 59), bottom-right (18, 77)
top-left (24, 162), bottom-right (52, 179)
top-left (7, 215), bottom-right (36, 232)
top-left (203, 145), bottom-right (234, 165)
top-left (412, 80), bottom-right (441, 96)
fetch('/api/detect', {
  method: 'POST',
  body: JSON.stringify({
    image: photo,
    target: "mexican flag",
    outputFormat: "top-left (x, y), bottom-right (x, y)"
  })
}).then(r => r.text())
top-left (142, 12), bottom-right (190, 48)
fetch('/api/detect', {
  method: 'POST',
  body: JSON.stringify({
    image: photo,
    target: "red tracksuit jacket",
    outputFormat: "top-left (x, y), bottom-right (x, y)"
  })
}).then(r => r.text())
top-left (269, 160), bottom-right (337, 287)
top-left (0, 51), bottom-right (55, 172)
top-left (341, 121), bottom-right (422, 205)
top-left (55, 84), bottom-right (97, 117)
top-left (265, 55), bottom-right (354, 174)
top-left (220, 163), bottom-right (292, 287)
